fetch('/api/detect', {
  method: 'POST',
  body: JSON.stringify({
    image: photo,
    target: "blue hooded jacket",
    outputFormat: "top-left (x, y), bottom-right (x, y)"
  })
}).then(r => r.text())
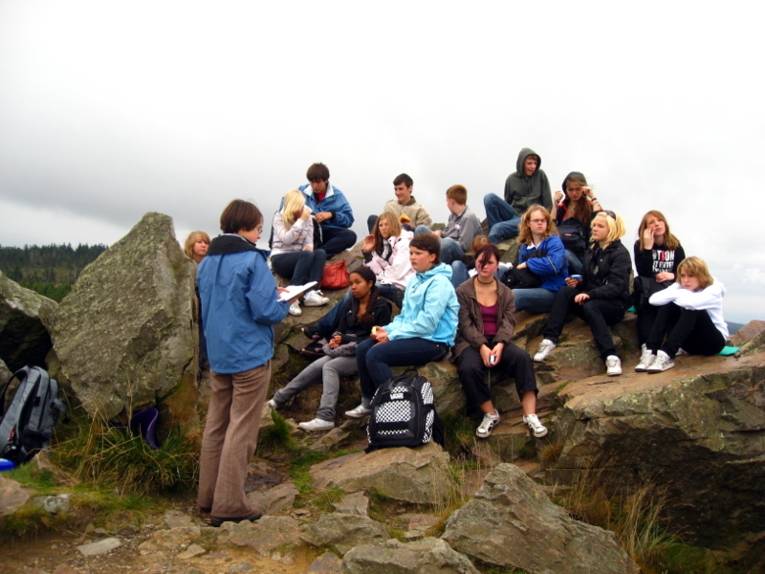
top-left (385, 263), bottom-right (459, 346)
top-left (517, 235), bottom-right (568, 292)
top-left (298, 183), bottom-right (354, 229)
top-left (197, 234), bottom-right (289, 374)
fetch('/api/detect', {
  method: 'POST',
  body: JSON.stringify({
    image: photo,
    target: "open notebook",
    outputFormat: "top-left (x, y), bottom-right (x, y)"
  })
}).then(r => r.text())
top-left (278, 281), bottom-right (318, 302)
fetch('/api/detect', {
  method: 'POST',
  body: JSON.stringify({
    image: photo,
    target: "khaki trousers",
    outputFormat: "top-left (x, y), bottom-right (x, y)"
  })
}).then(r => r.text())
top-left (197, 362), bottom-right (270, 518)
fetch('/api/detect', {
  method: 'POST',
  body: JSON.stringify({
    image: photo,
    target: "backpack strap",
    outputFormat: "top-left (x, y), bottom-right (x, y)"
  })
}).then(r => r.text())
top-left (0, 366), bottom-right (29, 416)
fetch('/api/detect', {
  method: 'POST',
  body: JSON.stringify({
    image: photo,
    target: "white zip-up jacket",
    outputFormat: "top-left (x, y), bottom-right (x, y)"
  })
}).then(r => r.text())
top-left (649, 279), bottom-right (728, 339)
top-left (366, 230), bottom-right (415, 290)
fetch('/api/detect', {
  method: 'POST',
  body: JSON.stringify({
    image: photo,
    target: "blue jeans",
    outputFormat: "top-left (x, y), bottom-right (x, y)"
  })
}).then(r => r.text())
top-left (451, 261), bottom-right (470, 288)
top-left (565, 250), bottom-right (583, 275)
top-left (356, 337), bottom-right (449, 401)
top-left (414, 225), bottom-right (464, 265)
top-left (484, 193), bottom-right (520, 243)
top-left (271, 250), bottom-right (327, 285)
top-left (513, 287), bottom-right (556, 314)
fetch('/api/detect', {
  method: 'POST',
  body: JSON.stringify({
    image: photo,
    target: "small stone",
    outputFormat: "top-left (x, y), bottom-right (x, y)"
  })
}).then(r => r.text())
top-left (177, 543), bottom-right (206, 560)
top-left (307, 551), bottom-right (343, 573)
top-left (77, 537), bottom-right (122, 557)
top-left (227, 563), bottom-right (254, 574)
top-left (331, 491), bottom-right (369, 516)
top-left (164, 509), bottom-right (195, 529)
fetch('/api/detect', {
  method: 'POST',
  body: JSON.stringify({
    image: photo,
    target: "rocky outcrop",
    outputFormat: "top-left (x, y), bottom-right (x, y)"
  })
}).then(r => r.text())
top-left (343, 537), bottom-right (479, 574)
top-left (547, 352), bottom-right (765, 549)
top-left (443, 463), bottom-right (638, 574)
top-left (0, 476), bottom-right (31, 516)
top-left (50, 213), bottom-right (198, 423)
top-left (301, 512), bottom-right (388, 555)
top-left (310, 442), bottom-right (453, 505)
top-left (0, 271), bottom-right (57, 371)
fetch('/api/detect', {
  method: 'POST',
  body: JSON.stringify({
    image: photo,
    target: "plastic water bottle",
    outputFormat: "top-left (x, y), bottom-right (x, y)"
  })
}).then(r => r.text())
top-left (0, 458), bottom-right (16, 472)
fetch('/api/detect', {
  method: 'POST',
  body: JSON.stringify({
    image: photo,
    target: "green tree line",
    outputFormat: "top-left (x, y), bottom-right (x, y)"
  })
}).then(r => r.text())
top-left (0, 243), bottom-right (107, 301)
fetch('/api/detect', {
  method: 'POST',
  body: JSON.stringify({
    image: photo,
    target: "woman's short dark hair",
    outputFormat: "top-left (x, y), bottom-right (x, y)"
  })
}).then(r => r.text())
top-left (306, 162), bottom-right (330, 182)
top-left (409, 233), bottom-right (441, 264)
top-left (220, 199), bottom-right (263, 233)
top-left (475, 243), bottom-right (501, 267)
top-left (350, 265), bottom-right (377, 286)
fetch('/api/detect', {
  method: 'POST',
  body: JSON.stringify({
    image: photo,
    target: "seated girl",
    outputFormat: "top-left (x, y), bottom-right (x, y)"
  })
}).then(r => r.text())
top-left (268, 267), bottom-right (392, 431)
top-left (534, 211), bottom-right (631, 376)
top-left (506, 204), bottom-right (568, 314)
top-left (184, 230), bottom-right (211, 263)
top-left (271, 189), bottom-right (330, 316)
top-left (552, 172), bottom-right (602, 275)
top-left (642, 256), bottom-right (727, 373)
top-left (453, 244), bottom-right (548, 439)
top-left (346, 233), bottom-right (459, 417)
top-left (361, 211), bottom-right (415, 308)
top-left (633, 210), bottom-right (686, 371)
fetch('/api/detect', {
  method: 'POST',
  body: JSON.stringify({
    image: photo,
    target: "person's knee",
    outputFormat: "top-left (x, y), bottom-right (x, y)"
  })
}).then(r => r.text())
top-left (483, 192), bottom-right (499, 207)
top-left (321, 363), bottom-right (339, 377)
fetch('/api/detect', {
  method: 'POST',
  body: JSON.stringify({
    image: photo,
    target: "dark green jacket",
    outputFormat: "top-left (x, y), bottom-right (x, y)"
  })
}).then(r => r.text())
top-left (503, 147), bottom-right (552, 213)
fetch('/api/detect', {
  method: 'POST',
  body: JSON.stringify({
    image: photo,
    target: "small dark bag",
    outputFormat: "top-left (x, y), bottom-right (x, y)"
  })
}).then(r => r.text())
top-left (632, 276), bottom-right (672, 308)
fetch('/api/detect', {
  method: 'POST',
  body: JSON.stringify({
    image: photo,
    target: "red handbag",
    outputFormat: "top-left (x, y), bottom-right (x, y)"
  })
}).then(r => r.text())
top-left (320, 260), bottom-right (350, 290)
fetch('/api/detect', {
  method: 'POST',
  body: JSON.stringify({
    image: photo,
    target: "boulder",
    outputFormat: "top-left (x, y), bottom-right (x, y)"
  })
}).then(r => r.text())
top-left (217, 515), bottom-right (302, 555)
top-left (50, 213), bottom-right (199, 425)
top-left (342, 537), bottom-right (479, 574)
top-left (306, 551), bottom-right (343, 573)
top-left (301, 512), bottom-right (388, 555)
top-left (546, 351), bottom-right (765, 550)
top-left (733, 319), bottom-right (765, 353)
top-left (331, 491), bottom-right (369, 516)
top-left (443, 463), bottom-right (638, 574)
top-left (0, 476), bottom-right (30, 516)
top-left (248, 480), bottom-right (298, 515)
top-left (310, 442), bottom-right (452, 505)
top-left (0, 271), bottom-right (57, 371)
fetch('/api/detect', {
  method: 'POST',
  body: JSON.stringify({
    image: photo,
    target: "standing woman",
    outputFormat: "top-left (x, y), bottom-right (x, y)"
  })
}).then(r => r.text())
top-left (633, 210), bottom-right (686, 370)
top-left (196, 199), bottom-right (290, 526)
top-left (184, 231), bottom-right (211, 263)
top-left (552, 172), bottom-right (602, 275)
top-left (361, 210), bottom-right (415, 307)
top-left (454, 244), bottom-right (548, 439)
top-left (534, 211), bottom-right (632, 376)
top-left (509, 205), bottom-right (568, 313)
top-left (268, 267), bottom-right (393, 431)
top-left (346, 233), bottom-right (459, 417)
top-left (271, 189), bottom-right (330, 317)
top-left (642, 256), bottom-right (727, 372)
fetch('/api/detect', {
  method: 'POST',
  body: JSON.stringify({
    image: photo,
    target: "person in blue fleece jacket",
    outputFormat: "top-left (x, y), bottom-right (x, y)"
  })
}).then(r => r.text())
top-left (345, 232), bottom-right (459, 417)
top-left (298, 162), bottom-right (356, 257)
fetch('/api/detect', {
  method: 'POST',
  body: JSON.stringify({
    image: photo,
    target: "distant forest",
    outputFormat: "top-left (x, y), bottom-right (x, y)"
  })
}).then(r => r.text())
top-left (0, 244), bottom-right (107, 301)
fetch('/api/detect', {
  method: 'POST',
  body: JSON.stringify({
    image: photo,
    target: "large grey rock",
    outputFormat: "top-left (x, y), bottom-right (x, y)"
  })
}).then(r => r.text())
top-left (0, 271), bottom-right (57, 371)
top-left (302, 512), bottom-right (387, 555)
top-left (547, 351), bottom-right (765, 551)
top-left (310, 442), bottom-right (452, 505)
top-left (77, 537), bottom-right (122, 557)
top-left (218, 515), bottom-right (302, 555)
top-left (443, 463), bottom-right (638, 574)
top-left (0, 476), bottom-right (30, 516)
top-left (50, 213), bottom-right (198, 422)
top-left (343, 537), bottom-right (479, 574)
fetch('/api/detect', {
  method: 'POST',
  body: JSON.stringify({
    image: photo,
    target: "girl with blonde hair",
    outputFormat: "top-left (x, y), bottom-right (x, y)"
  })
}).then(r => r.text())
top-left (641, 256), bottom-right (727, 372)
top-left (633, 210), bottom-right (686, 370)
top-left (184, 231), bottom-right (211, 263)
top-left (534, 211), bottom-right (632, 376)
top-left (271, 189), bottom-right (329, 316)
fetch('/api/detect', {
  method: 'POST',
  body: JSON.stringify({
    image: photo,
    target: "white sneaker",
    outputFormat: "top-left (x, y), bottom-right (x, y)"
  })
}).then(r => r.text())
top-left (647, 350), bottom-right (675, 373)
top-left (523, 413), bottom-right (548, 438)
top-left (533, 339), bottom-right (556, 362)
top-left (303, 290), bottom-right (330, 307)
top-left (298, 418), bottom-right (335, 432)
top-left (289, 302), bottom-right (302, 316)
top-left (266, 398), bottom-right (278, 410)
top-left (475, 411), bottom-right (500, 439)
top-left (634, 344), bottom-right (655, 372)
top-left (344, 404), bottom-right (372, 418)
top-left (605, 355), bottom-right (622, 376)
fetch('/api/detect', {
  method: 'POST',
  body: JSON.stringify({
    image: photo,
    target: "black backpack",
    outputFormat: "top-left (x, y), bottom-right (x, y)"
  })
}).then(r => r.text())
top-left (366, 370), bottom-right (442, 452)
top-left (0, 366), bottom-right (65, 464)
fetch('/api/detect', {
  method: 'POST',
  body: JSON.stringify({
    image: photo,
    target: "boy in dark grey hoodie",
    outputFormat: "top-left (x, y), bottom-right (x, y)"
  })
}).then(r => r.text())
top-left (484, 147), bottom-right (552, 243)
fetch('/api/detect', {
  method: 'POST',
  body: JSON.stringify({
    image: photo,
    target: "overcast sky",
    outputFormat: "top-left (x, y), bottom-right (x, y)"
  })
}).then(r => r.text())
top-left (1, 1), bottom-right (763, 322)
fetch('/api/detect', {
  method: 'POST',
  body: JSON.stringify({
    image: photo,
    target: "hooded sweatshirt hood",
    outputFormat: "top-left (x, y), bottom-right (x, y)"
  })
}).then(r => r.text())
top-left (516, 147), bottom-right (542, 175)
top-left (503, 147), bottom-right (552, 213)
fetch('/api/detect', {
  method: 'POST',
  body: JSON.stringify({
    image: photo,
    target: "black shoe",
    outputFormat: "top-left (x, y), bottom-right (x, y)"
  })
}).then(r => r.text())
top-left (209, 512), bottom-right (262, 527)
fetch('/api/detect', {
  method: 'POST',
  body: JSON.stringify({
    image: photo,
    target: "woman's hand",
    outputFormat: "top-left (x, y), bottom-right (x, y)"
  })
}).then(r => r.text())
top-left (656, 271), bottom-right (674, 283)
top-left (642, 227), bottom-right (655, 250)
top-left (328, 334), bottom-right (342, 349)
top-left (565, 276), bottom-right (582, 288)
top-left (554, 190), bottom-right (564, 203)
top-left (372, 326), bottom-right (389, 344)
top-left (361, 234), bottom-right (375, 253)
top-left (490, 342), bottom-right (504, 366)
top-left (574, 293), bottom-right (591, 304)
top-left (516, 262), bottom-right (527, 270)
top-left (479, 344), bottom-right (493, 367)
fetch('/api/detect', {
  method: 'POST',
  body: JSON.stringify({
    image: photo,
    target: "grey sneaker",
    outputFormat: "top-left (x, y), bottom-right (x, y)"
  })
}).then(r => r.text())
top-left (523, 413), bottom-right (548, 438)
top-left (635, 345), bottom-right (655, 372)
top-left (298, 418), bottom-right (335, 432)
top-left (533, 339), bottom-right (556, 362)
top-left (475, 411), bottom-right (500, 438)
top-left (344, 404), bottom-right (372, 418)
top-left (605, 355), bottom-right (622, 376)
top-left (288, 301), bottom-right (302, 316)
top-left (647, 350), bottom-right (675, 373)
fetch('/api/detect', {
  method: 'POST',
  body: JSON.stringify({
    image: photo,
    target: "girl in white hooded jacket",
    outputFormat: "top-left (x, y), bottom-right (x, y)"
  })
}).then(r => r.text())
top-left (643, 256), bottom-right (728, 372)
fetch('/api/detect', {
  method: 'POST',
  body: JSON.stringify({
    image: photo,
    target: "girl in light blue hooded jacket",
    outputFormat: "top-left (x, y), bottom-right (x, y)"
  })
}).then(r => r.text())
top-left (346, 233), bottom-right (459, 417)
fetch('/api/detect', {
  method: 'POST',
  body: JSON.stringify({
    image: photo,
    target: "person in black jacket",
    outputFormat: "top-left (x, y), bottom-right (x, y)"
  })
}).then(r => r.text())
top-left (533, 211), bottom-right (632, 376)
top-left (552, 172), bottom-right (603, 275)
top-left (268, 267), bottom-right (392, 432)
top-left (632, 210), bottom-right (686, 371)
